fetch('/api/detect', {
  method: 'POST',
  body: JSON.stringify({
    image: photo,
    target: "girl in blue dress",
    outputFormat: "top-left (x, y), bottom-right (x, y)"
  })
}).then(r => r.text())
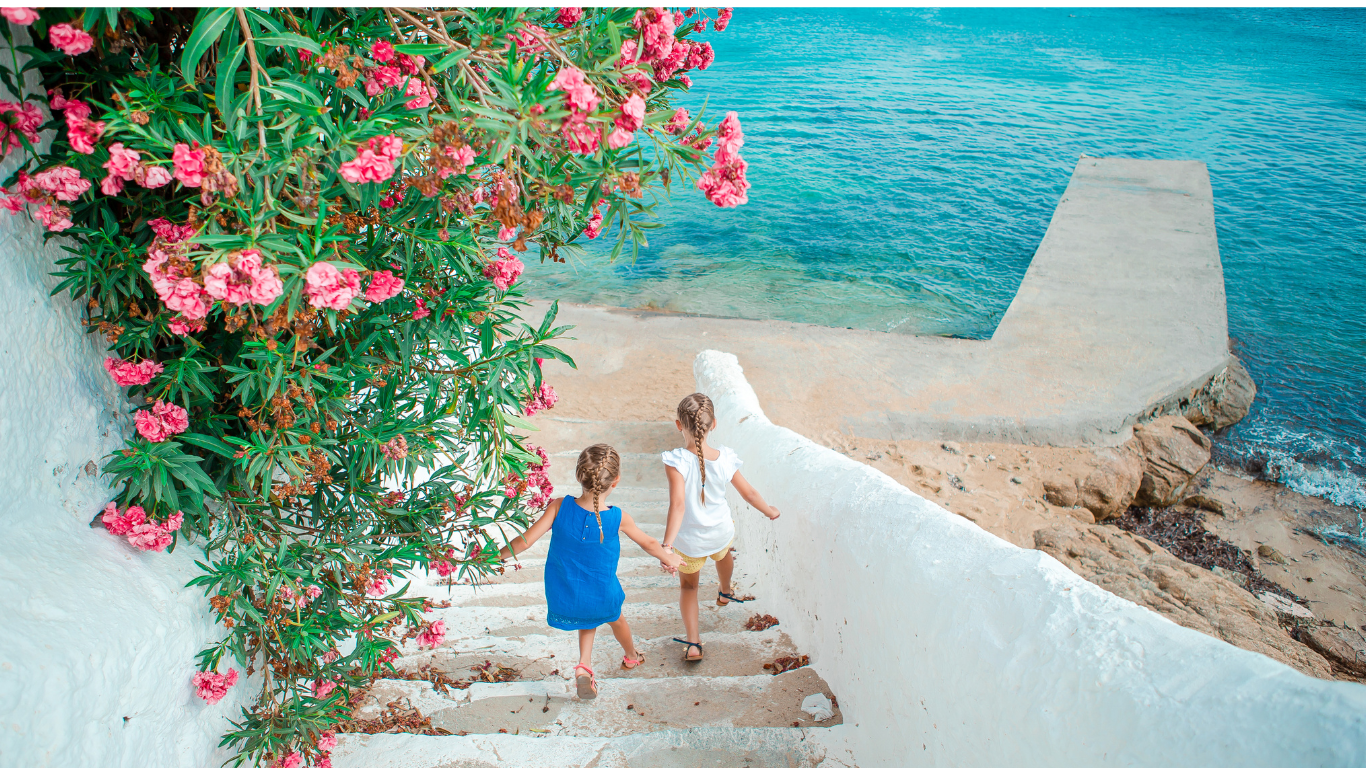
top-left (498, 443), bottom-right (682, 699)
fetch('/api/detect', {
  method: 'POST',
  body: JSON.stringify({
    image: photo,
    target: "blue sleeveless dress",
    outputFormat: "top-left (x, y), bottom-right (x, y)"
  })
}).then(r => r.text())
top-left (544, 496), bottom-right (626, 630)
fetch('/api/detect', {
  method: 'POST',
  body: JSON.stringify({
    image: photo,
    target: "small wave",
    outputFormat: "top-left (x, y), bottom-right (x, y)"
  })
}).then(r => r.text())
top-left (1304, 511), bottom-right (1366, 558)
top-left (1261, 451), bottom-right (1366, 509)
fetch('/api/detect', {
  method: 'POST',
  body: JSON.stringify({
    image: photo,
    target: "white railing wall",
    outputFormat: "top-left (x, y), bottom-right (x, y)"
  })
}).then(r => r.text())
top-left (697, 350), bottom-right (1366, 768)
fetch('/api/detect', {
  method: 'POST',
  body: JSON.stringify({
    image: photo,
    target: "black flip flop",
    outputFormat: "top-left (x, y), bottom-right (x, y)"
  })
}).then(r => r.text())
top-left (716, 591), bottom-right (752, 606)
top-left (673, 638), bottom-right (704, 662)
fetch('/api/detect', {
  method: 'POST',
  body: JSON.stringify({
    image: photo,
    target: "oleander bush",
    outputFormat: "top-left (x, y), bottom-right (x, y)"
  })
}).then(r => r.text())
top-left (0, 6), bottom-right (744, 766)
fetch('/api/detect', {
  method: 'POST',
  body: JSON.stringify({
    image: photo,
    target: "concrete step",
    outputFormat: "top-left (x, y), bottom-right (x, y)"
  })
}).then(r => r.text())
top-left (548, 451), bottom-right (671, 491)
top-left (398, 627), bottom-right (800, 682)
top-left (421, 598), bottom-right (786, 645)
top-left (354, 668), bottom-right (842, 737)
top-left (332, 725), bottom-right (848, 768)
top-left (525, 417), bottom-right (680, 456)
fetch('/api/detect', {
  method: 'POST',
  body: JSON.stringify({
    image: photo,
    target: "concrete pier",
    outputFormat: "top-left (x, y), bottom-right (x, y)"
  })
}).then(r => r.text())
top-left (534, 157), bottom-right (1232, 446)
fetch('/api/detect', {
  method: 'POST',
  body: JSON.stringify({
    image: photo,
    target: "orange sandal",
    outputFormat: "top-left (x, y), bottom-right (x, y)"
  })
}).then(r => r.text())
top-left (621, 651), bottom-right (646, 670)
top-left (573, 664), bottom-right (597, 699)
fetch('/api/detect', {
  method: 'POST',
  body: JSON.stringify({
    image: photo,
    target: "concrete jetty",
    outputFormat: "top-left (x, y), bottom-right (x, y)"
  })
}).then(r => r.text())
top-left (534, 157), bottom-right (1232, 447)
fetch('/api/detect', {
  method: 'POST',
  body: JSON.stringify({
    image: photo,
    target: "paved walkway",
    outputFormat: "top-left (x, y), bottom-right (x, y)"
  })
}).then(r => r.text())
top-left (535, 157), bottom-right (1230, 447)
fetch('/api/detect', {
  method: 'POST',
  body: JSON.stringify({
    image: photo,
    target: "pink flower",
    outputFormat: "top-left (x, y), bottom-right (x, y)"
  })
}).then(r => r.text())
top-left (49, 23), bottom-right (93, 56)
top-left (606, 125), bottom-right (634, 150)
top-left (365, 270), bottom-right (404, 302)
top-left (437, 145), bottom-right (476, 179)
top-left (679, 74), bottom-right (692, 87)
top-left (104, 356), bottom-right (163, 387)
top-left (396, 53), bottom-right (424, 75)
top-left (149, 217), bottom-right (197, 243)
top-left (204, 250), bottom-right (282, 307)
top-left (127, 521), bottom-right (173, 552)
top-left (167, 315), bottom-right (205, 337)
top-left (674, 11), bottom-right (685, 26)
top-left (2, 8), bottom-right (40, 25)
top-left (617, 93), bottom-right (645, 132)
top-left (715, 7), bottom-right (733, 32)
top-left (312, 679), bottom-right (338, 698)
top-left (380, 435), bottom-right (408, 460)
top-left (619, 71), bottom-right (652, 94)
top-left (498, 225), bottom-right (516, 242)
top-left (136, 400), bottom-right (190, 443)
top-left (364, 65), bottom-right (403, 97)
top-left (557, 7), bottom-right (583, 26)
top-left (619, 39), bottom-right (639, 67)
top-left (632, 7), bottom-right (676, 63)
top-left (34, 203), bottom-right (72, 232)
top-left (321, 649), bottom-right (341, 664)
top-left (371, 40), bottom-right (395, 63)
top-left (562, 115), bottom-right (599, 155)
top-left (100, 174), bottom-right (124, 197)
top-left (665, 108), bottom-right (690, 135)
top-left (583, 206), bottom-right (604, 239)
top-left (172, 143), bottom-right (206, 187)
top-left (404, 79), bottom-right (437, 110)
top-left (30, 166), bottom-right (90, 201)
top-left (103, 504), bottom-right (182, 551)
top-left (338, 135), bottom-right (401, 184)
top-left (366, 570), bottom-right (392, 597)
top-left (101, 143), bottom-right (141, 196)
top-left (714, 111), bottom-right (744, 162)
top-left (102, 503), bottom-right (146, 535)
top-left (524, 383), bottom-right (559, 416)
top-left (417, 620), bottom-right (446, 649)
top-left (411, 297), bottom-right (430, 320)
top-left (304, 262), bottom-right (362, 310)
top-left (1, 195), bottom-right (25, 213)
top-left (694, 19), bottom-right (706, 33)
top-left (306, 585), bottom-right (322, 600)
top-left (0, 100), bottom-right (42, 155)
top-left (65, 114), bottom-right (104, 155)
top-left (140, 165), bottom-right (173, 188)
top-left (483, 248), bottom-right (525, 290)
top-left (274, 753), bottom-right (302, 768)
top-left (548, 67), bottom-right (600, 114)
top-left (508, 24), bottom-right (547, 54)
top-left (192, 668), bottom-right (239, 704)
top-left (318, 732), bottom-right (338, 752)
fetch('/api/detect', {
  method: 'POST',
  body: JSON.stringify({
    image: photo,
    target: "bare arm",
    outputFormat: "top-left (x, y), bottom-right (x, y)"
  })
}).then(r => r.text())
top-left (497, 497), bottom-right (561, 561)
top-left (730, 470), bottom-right (779, 520)
top-left (663, 464), bottom-right (687, 547)
top-left (621, 511), bottom-right (682, 573)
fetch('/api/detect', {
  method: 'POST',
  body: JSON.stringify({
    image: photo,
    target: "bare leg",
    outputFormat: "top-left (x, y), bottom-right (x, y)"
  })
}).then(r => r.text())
top-left (577, 627), bottom-right (597, 670)
top-left (607, 616), bottom-right (640, 662)
top-left (715, 551), bottom-right (734, 601)
top-left (679, 570), bottom-right (702, 659)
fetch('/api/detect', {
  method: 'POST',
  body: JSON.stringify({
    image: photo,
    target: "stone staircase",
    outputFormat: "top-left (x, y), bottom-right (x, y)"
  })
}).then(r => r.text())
top-left (333, 417), bottom-right (849, 768)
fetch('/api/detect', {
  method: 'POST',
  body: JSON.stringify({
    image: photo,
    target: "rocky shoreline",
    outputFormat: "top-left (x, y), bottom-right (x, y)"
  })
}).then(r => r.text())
top-left (818, 358), bottom-right (1366, 682)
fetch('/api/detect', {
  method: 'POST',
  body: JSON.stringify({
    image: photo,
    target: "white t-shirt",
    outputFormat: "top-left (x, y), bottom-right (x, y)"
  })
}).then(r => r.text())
top-left (662, 445), bottom-right (744, 558)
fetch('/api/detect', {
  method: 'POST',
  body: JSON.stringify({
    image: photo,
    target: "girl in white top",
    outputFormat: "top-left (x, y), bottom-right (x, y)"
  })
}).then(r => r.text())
top-left (662, 393), bottom-right (780, 662)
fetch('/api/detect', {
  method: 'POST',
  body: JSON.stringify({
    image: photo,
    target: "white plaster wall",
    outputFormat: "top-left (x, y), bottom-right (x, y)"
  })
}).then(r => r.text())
top-left (0, 31), bottom-right (247, 768)
top-left (698, 350), bottom-right (1366, 768)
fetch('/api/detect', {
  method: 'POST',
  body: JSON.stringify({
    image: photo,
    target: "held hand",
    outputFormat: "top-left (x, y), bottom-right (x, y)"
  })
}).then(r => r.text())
top-left (659, 551), bottom-right (684, 574)
top-left (766, 506), bottom-right (780, 521)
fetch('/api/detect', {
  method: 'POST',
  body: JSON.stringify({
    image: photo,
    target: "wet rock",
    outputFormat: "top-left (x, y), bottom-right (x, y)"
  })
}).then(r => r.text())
top-left (1042, 444), bottom-right (1144, 521)
top-left (1181, 494), bottom-right (1225, 515)
top-left (1302, 626), bottom-right (1366, 675)
top-left (1185, 357), bottom-right (1257, 431)
top-left (1134, 416), bottom-right (1211, 507)
top-left (1033, 523), bottom-right (1331, 678)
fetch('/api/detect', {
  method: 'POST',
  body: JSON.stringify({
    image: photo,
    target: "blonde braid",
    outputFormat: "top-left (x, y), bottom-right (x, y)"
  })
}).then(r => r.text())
top-left (676, 394), bottom-right (716, 505)
top-left (575, 444), bottom-right (620, 544)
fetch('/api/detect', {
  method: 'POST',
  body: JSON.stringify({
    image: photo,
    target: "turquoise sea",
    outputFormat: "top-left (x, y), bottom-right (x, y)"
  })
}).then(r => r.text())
top-left (523, 8), bottom-right (1366, 513)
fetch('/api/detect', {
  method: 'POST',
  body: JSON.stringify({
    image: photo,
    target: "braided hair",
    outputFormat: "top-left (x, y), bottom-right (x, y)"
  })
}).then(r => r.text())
top-left (675, 393), bottom-right (716, 504)
top-left (575, 443), bottom-right (621, 543)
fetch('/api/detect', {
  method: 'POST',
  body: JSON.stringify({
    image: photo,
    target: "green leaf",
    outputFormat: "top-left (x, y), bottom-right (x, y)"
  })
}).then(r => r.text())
top-left (392, 43), bottom-right (446, 56)
top-left (252, 33), bottom-right (323, 54)
top-left (431, 48), bottom-right (471, 74)
top-left (180, 8), bottom-right (235, 88)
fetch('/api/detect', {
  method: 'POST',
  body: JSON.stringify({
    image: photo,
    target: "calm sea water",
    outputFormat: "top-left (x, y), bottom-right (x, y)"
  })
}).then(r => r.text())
top-left (523, 8), bottom-right (1366, 511)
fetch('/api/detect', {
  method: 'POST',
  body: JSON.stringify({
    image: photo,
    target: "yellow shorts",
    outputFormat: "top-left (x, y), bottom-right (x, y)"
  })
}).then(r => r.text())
top-left (676, 541), bottom-right (733, 574)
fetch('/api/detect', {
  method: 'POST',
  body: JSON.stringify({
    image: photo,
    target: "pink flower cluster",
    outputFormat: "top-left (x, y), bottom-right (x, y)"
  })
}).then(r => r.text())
top-left (438, 145), bottom-right (476, 179)
top-left (101, 142), bottom-right (172, 196)
top-left (482, 248), bottom-right (525, 290)
top-left (311, 678), bottom-right (338, 698)
top-left (49, 23), bottom-right (93, 56)
top-left (144, 236), bottom-right (212, 319)
top-left (272, 752), bottom-right (303, 768)
top-left (205, 250), bottom-right (284, 307)
top-left (608, 93), bottom-right (646, 150)
top-left (104, 356), bottom-right (163, 387)
top-left (103, 503), bottom-right (185, 552)
top-left (50, 90), bottom-right (105, 155)
top-left (508, 23), bottom-right (548, 54)
top-left (549, 67), bottom-right (601, 154)
top-left (664, 108), bottom-right (690, 135)
top-left (527, 445), bottom-right (553, 508)
top-left (620, 8), bottom-right (716, 88)
top-left (716, 7), bottom-right (733, 32)
top-left (365, 269), bottom-right (405, 302)
top-left (1, 7), bottom-right (39, 25)
top-left (0, 99), bottom-right (41, 156)
top-left (412, 297), bottom-right (431, 320)
top-left (417, 619), bottom-right (446, 649)
top-left (339, 135), bottom-right (402, 184)
top-left (172, 143), bottom-right (206, 187)
top-left (380, 435), bottom-right (408, 460)
top-left (434, 547), bottom-right (458, 577)
top-left (364, 50), bottom-right (426, 104)
top-left (366, 570), bottom-right (393, 597)
top-left (697, 112), bottom-right (749, 208)
top-left (135, 400), bottom-right (190, 443)
top-left (305, 262), bottom-right (362, 310)
top-left (523, 383), bottom-right (558, 417)
top-left (556, 7), bottom-right (583, 27)
top-left (2, 165), bottom-right (91, 233)
top-left (279, 581), bottom-right (323, 610)
top-left (583, 201), bottom-right (605, 239)
top-left (192, 668), bottom-right (238, 704)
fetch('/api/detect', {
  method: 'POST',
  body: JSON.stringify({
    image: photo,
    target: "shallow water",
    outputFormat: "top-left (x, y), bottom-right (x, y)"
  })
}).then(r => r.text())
top-left (523, 8), bottom-right (1366, 512)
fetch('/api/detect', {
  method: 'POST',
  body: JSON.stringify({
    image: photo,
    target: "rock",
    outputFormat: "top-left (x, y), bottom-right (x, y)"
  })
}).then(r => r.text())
top-left (1211, 565), bottom-right (1248, 589)
top-left (1181, 494), bottom-right (1225, 515)
top-left (941, 442), bottom-right (962, 455)
top-left (1065, 506), bottom-right (1097, 525)
top-left (1301, 626), bottom-right (1366, 675)
top-left (1042, 444), bottom-right (1144, 521)
top-left (1256, 544), bottom-right (1288, 565)
top-left (1010, 476), bottom-right (1024, 485)
top-left (1185, 357), bottom-right (1257, 431)
top-left (1133, 415), bottom-right (1211, 507)
top-left (1033, 523), bottom-right (1331, 679)
top-left (1257, 592), bottom-right (1314, 620)
top-left (800, 692), bottom-right (833, 722)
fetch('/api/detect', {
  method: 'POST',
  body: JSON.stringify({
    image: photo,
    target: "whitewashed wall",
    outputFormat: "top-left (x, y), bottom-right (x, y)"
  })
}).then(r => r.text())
top-left (698, 350), bottom-right (1366, 768)
top-left (0, 32), bottom-right (246, 768)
